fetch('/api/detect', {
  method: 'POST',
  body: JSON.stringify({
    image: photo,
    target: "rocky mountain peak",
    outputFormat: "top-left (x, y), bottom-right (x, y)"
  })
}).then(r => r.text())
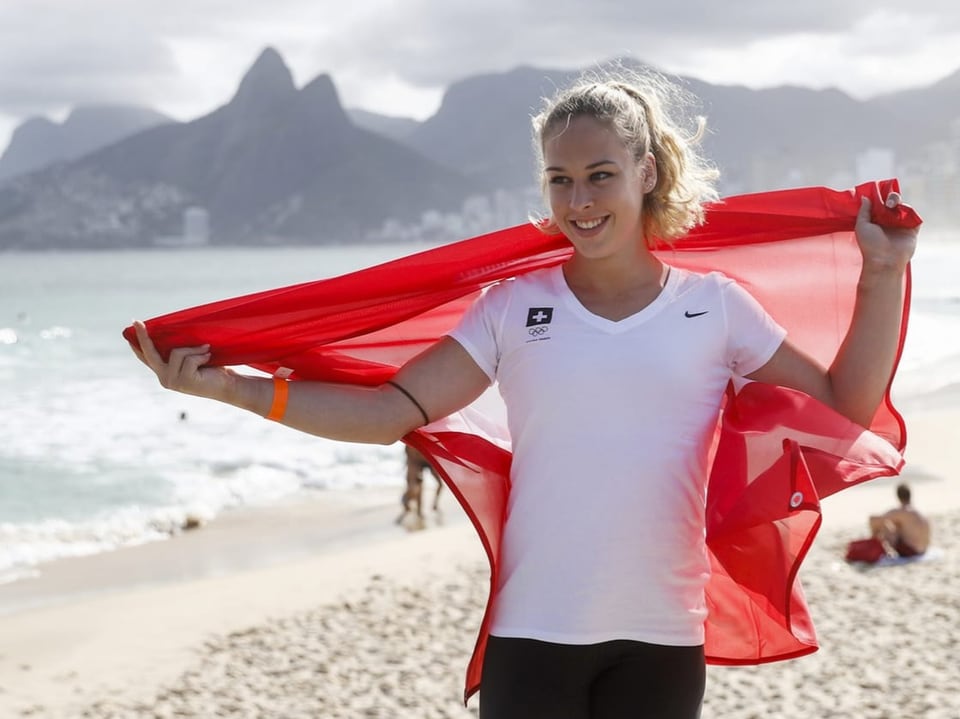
top-left (298, 73), bottom-right (350, 128)
top-left (228, 46), bottom-right (298, 111)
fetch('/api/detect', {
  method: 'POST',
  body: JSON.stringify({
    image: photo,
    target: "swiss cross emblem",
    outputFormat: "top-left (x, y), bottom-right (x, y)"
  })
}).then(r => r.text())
top-left (526, 307), bottom-right (554, 327)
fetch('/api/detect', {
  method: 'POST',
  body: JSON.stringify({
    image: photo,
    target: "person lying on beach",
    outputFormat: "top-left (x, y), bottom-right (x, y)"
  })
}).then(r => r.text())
top-left (129, 65), bottom-right (917, 719)
top-left (869, 483), bottom-right (931, 557)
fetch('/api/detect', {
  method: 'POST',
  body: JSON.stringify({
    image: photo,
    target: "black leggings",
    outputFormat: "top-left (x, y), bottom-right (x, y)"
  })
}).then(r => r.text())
top-left (479, 635), bottom-right (705, 719)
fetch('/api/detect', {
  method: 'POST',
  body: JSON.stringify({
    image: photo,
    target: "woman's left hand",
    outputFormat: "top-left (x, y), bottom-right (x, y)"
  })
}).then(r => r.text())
top-left (855, 192), bottom-right (918, 276)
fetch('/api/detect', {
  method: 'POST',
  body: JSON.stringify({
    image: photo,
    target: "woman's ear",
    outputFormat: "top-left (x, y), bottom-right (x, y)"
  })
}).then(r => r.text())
top-left (642, 153), bottom-right (658, 194)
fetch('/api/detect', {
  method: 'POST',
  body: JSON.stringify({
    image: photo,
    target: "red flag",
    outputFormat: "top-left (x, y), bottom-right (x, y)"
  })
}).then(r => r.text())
top-left (124, 180), bottom-right (920, 702)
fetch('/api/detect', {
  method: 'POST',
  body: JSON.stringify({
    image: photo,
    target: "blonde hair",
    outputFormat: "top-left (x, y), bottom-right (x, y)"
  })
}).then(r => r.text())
top-left (532, 66), bottom-right (719, 243)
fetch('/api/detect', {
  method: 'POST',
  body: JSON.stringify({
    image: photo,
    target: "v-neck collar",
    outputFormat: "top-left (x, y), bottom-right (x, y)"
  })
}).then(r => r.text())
top-left (553, 264), bottom-right (678, 333)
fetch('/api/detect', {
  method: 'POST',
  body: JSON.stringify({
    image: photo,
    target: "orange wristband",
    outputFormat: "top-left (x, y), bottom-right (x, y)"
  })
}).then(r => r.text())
top-left (265, 376), bottom-right (289, 422)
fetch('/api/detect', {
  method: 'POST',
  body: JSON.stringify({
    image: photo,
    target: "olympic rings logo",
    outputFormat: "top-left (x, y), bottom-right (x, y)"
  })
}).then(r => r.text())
top-left (528, 326), bottom-right (549, 337)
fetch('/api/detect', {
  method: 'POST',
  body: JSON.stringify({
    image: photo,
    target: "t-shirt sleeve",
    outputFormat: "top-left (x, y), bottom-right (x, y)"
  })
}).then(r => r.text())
top-left (721, 277), bottom-right (787, 377)
top-left (447, 281), bottom-right (510, 381)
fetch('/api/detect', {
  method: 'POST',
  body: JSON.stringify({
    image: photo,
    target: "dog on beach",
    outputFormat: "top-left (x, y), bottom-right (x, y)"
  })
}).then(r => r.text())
top-left (396, 445), bottom-right (443, 528)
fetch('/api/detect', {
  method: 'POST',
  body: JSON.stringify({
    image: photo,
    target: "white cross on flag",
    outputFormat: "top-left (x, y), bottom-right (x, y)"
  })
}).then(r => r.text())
top-left (526, 307), bottom-right (553, 327)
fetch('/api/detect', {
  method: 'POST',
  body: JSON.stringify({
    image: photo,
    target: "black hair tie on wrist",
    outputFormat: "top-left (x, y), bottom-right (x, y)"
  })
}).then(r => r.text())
top-left (386, 380), bottom-right (430, 425)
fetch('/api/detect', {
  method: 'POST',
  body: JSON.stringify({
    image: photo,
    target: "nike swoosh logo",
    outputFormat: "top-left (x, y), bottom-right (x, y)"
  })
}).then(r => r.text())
top-left (684, 310), bottom-right (709, 318)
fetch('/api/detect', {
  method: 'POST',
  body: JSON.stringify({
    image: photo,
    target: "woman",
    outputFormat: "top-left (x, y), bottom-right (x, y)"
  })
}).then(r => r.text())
top-left (132, 68), bottom-right (917, 718)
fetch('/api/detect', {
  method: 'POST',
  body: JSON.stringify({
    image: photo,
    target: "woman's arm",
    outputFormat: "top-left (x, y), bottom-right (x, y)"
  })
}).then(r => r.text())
top-left (132, 321), bottom-right (491, 445)
top-left (747, 193), bottom-right (918, 427)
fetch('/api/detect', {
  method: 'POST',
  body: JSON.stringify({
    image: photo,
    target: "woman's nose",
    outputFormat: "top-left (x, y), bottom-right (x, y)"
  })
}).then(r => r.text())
top-left (569, 182), bottom-right (594, 210)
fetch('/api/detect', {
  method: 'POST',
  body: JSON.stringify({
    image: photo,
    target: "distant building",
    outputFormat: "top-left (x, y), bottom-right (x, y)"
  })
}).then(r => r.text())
top-left (855, 148), bottom-right (896, 184)
top-left (183, 206), bottom-right (210, 244)
top-left (154, 206), bottom-right (210, 247)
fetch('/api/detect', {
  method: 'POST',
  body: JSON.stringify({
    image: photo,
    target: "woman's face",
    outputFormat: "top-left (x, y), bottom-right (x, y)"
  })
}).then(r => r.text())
top-left (543, 115), bottom-right (655, 262)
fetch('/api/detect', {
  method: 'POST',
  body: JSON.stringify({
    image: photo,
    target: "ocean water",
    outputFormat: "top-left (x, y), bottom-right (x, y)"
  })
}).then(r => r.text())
top-left (2, 234), bottom-right (960, 584)
top-left (0, 243), bottom-right (432, 584)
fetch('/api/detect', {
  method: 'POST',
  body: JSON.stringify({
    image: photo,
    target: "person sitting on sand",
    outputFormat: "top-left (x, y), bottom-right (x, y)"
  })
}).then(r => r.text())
top-left (869, 483), bottom-right (930, 558)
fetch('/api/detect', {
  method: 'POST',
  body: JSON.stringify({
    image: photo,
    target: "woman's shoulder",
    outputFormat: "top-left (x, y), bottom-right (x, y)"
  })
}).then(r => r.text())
top-left (668, 265), bottom-right (737, 291)
top-left (468, 266), bottom-right (562, 318)
top-left (487, 265), bottom-right (562, 296)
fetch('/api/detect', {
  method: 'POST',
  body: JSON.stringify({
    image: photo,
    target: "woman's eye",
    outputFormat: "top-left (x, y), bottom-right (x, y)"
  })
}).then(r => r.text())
top-left (591, 171), bottom-right (612, 182)
top-left (548, 175), bottom-right (570, 185)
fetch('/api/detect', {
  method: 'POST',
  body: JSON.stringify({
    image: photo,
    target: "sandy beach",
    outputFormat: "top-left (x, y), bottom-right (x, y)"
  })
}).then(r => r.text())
top-left (1, 406), bottom-right (958, 719)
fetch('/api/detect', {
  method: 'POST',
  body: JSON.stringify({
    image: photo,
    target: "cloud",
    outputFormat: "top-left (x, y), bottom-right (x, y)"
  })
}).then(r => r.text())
top-left (0, 0), bottom-right (958, 148)
top-left (664, 8), bottom-right (960, 99)
top-left (313, 0), bottom-right (960, 87)
top-left (0, 0), bottom-right (342, 117)
top-left (0, 6), bottom-right (173, 115)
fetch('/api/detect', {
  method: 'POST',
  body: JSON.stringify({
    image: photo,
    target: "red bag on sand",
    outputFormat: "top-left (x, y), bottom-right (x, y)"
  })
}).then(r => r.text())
top-left (845, 538), bottom-right (886, 563)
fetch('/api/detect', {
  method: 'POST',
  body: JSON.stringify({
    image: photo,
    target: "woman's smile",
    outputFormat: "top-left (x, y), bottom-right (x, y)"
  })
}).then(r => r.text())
top-left (570, 216), bottom-right (609, 232)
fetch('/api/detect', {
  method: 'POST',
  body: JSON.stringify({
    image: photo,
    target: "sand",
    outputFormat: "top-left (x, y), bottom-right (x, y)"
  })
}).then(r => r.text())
top-left (1, 406), bottom-right (957, 718)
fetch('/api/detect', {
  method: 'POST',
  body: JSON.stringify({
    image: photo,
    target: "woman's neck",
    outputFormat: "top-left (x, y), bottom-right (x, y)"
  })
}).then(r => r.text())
top-left (563, 250), bottom-right (664, 297)
top-left (562, 253), bottom-right (668, 322)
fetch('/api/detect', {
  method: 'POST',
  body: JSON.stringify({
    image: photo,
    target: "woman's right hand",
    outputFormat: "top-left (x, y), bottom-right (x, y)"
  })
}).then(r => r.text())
top-left (131, 320), bottom-right (236, 401)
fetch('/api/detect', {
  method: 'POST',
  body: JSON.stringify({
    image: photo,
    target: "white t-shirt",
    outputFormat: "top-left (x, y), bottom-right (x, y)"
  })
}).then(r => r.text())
top-left (449, 264), bottom-right (786, 647)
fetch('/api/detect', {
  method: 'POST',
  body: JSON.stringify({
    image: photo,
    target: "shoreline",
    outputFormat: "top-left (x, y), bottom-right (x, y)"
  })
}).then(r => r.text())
top-left (0, 404), bottom-right (956, 717)
top-left (4, 406), bottom-right (954, 613)
top-left (0, 483), bottom-right (471, 617)
top-left (0, 487), bottom-right (484, 718)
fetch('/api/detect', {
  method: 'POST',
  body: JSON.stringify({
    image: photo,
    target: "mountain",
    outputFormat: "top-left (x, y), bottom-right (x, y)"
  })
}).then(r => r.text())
top-left (397, 58), bottom-right (959, 225)
top-left (347, 109), bottom-right (420, 141)
top-left (867, 67), bottom-right (960, 153)
top-left (0, 104), bottom-right (171, 181)
top-left (684, 79), bottom-right (890, 190)
top-left (403, 65), bottom-right (578, 190)
top-left (402, 60), bottom-right (912, 195)
top-left (1, 49), bottom-right (956, 250)
top-left (0, 48), bottom-right (478, 249)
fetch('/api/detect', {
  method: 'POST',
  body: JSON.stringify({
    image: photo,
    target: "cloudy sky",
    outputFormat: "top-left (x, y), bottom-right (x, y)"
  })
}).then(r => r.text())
top-left (1, 0), bottom-right (958, 150)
